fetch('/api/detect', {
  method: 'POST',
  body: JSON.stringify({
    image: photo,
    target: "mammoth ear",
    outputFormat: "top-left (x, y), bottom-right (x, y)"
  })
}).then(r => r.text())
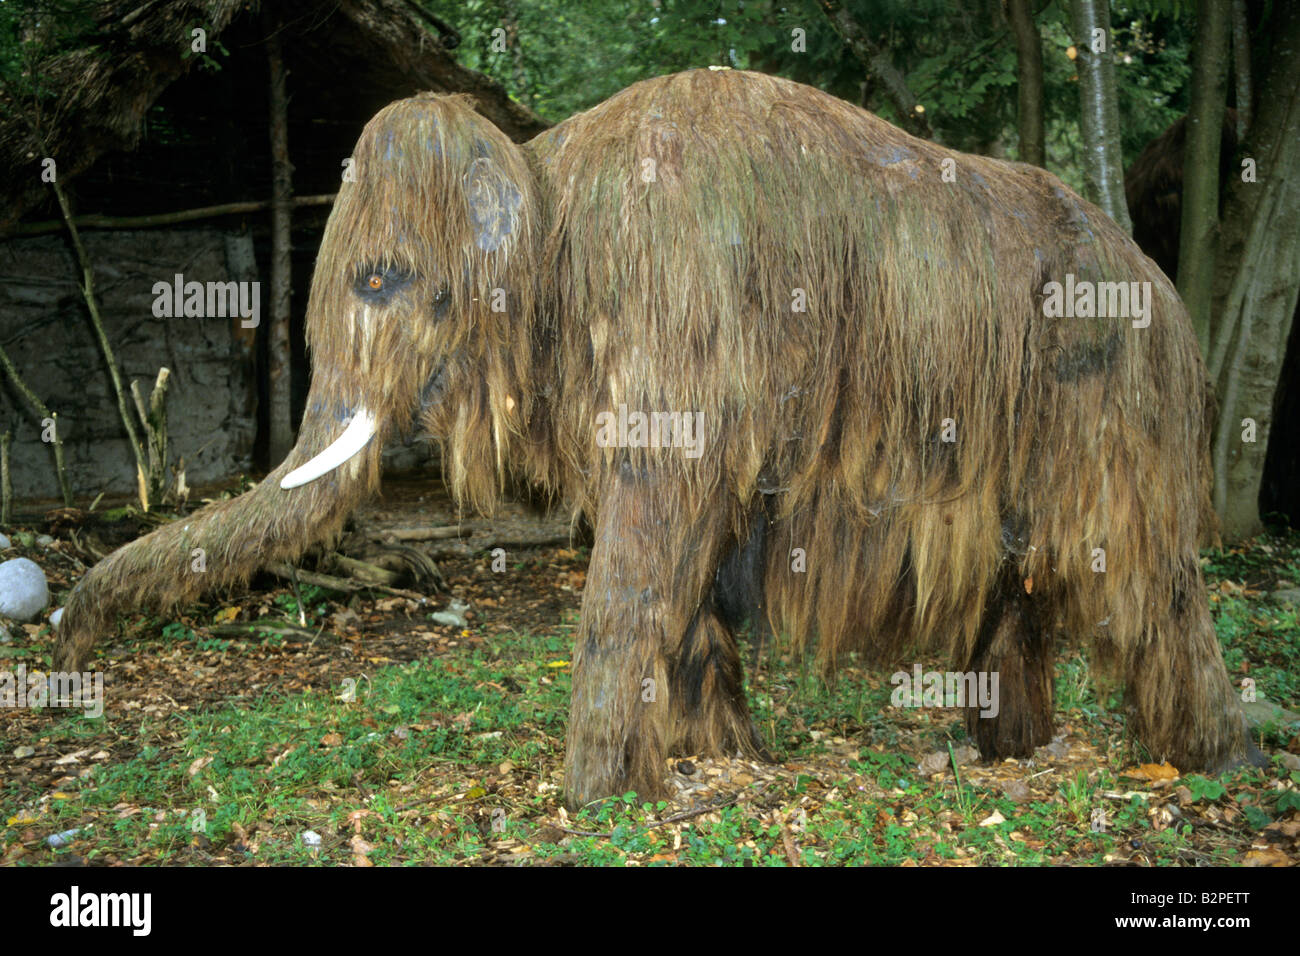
top-left (464, 156), bottom-right (524, 253)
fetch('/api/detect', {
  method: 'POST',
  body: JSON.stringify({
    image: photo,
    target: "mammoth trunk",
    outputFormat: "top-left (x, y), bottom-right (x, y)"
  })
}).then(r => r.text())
top-left (54, 396), bottom-right (386, 671)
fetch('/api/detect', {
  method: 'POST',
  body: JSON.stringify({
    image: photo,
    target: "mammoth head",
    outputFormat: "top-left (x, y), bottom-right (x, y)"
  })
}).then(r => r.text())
top-left (285, 93), bottom-right (543, 511)
top-left (52, 96), bottom-right (547, 672)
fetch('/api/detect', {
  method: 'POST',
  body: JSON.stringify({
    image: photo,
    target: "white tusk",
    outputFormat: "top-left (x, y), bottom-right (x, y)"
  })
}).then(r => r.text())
top-left (280, 408), bottom-right (377, 489)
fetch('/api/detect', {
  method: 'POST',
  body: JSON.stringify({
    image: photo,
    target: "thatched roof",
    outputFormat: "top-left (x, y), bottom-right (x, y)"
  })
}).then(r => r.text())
top-left (0, 0), bottom-right (549, 232)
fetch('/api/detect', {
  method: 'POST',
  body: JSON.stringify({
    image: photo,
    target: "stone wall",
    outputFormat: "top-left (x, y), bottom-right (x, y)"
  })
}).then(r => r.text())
top-left (0, 230), bottom-right (257, 502)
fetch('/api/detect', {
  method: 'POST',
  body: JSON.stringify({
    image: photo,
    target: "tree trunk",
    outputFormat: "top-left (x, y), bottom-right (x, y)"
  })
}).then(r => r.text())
top-left (1231, 0), bottom-right (1252, 137)
top-left (130, 368), bottom-right (171, 509)
top-left (1179, 0), bottom-right (1231, 355)
top-left (1069, 0), bottom-right (1132, 231)
top-left (1210, 1), bottom-right (1300, 541)
top-left (1006, 0), bottom-right (1045, 167)
top-left (266, 21), bottom-right (294, 466)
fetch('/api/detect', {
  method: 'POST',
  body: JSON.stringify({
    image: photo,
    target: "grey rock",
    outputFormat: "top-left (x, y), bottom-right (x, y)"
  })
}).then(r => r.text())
top-left (918, 751), bottom-right (949, 775)
top-left (1003, 779), bottom-right (1033, 802)
top-left (1242, 698), bottom-right (1300, 729)
top-left (429, 599), bottom-right (471, 629)
top-left (46, 828), bottom-right (80, 849)
top-left (1036, 735), bottom-right (1071, 760)
top-left (0, 557), bottom-right (49, 621)
top-left (1271, 587), bottom-right (1300, 607)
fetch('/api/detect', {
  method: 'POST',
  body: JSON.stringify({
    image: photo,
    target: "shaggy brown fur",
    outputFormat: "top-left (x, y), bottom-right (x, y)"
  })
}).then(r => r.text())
top-left (1123, 109), bottom-right (1240, 280)
top-left (57, 70), bottom-right (1255, 810)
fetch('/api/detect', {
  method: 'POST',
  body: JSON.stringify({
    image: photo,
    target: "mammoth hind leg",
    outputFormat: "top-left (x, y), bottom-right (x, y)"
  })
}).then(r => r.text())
top-left (964, 565), bottom-right (1056, 759)
top-left (670, 596), bottom-right (769, 762)
top-left (1121, 564), bottom-right (1259, 773)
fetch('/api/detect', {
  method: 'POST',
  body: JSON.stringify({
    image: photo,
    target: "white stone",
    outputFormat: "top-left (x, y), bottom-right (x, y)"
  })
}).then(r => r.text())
top-left (0, 557), bottom-right (49, 621)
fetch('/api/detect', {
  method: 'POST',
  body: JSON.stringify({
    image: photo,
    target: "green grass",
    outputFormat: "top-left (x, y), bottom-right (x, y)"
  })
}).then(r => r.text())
top-left (7, 628), bottom-right (574, 865)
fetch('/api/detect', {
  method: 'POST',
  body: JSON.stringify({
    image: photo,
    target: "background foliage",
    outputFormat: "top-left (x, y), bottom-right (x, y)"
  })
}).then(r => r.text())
top-left (0, 0), bottom-right (1200, 194)
top-left (419, 0), bottom-right (1196, 194)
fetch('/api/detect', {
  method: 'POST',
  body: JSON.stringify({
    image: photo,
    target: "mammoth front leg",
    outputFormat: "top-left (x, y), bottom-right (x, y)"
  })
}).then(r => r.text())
top-left (564, 467), bottom-right (735, 809)
top-left (964, 565), bottom-right (1056, 759)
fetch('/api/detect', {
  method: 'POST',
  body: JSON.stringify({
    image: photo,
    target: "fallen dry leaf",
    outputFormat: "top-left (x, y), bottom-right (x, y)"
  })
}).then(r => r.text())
top-left (1124, 762), bottom-right (1180, 782)
top-left (1003, 780), bottom-right (1032, 803)
top-left (349, 834), bottom-right (376, 867)
top-left (187, 755), bottom-right (213, 776)
top-left (212, 606), bottom-right (240, 624)
top-left (1243, 846), bottom-right (1292, 867)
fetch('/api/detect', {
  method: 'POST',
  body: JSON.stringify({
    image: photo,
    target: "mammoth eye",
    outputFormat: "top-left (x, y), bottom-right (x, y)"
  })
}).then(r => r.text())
top-left (354, 265), bottom-right (413, 302)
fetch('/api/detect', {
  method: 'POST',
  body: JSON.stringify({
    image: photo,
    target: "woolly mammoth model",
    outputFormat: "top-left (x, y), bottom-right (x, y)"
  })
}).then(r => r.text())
top-left (57, 69), bottom-right (1257, 808)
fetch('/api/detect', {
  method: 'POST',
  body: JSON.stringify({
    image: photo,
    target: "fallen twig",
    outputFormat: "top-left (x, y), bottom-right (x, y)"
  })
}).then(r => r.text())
top-left (557, 790), bottom-right (749, 839)
top-left (266, 563), bottom-right (432, 605)
top-left (362, 525), bottom-right (469, 542)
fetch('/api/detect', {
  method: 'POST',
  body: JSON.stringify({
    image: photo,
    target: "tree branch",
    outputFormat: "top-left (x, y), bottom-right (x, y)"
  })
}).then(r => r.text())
top-left (8, 195), bottom-right (336, 238)
top-left (49, 177), bottom-right (152, 507)
top-left (0, 341), bottom-right (73, 506)
top-left (817, 0), bottom-right (933, 139)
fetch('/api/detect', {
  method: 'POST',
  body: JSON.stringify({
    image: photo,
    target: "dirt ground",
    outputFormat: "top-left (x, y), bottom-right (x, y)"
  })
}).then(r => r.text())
top-left (2, 477), bottom-right (1298, 866)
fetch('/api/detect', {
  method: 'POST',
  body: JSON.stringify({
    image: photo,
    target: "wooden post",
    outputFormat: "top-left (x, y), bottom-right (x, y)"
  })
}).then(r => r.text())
top-left (266, 16), bottom-right (294, 466)
top-left (130, 367), bottom-right (171, 507)
top-left (1, 431), bottom-right (12, 525)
